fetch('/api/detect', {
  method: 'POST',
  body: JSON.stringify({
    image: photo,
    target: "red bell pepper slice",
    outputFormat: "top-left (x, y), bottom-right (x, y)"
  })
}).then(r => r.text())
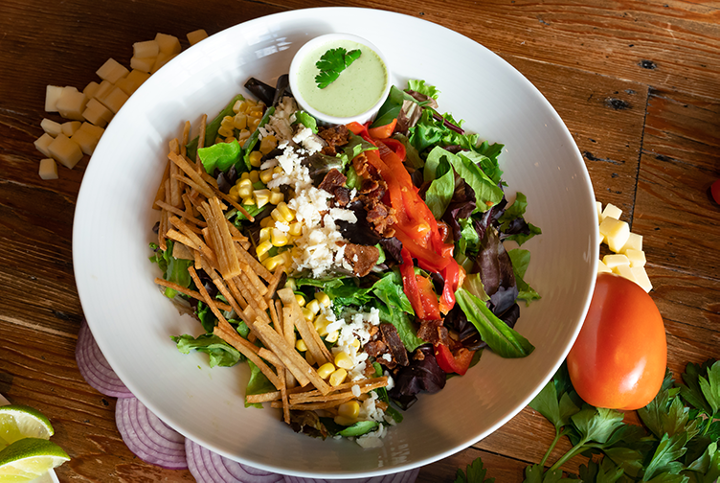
top-left (438, 259), bottom-right (461, 314)
top-left (399, 247), bottom-right (425, 320)
top-left (435, 343), bottom-right (475, 376)
top-left (379, 137), bottom-right (406, 161)
top-left (367, 118), bottom-right (397, 139)
top-left (416, 275), bottom-right (441, 321)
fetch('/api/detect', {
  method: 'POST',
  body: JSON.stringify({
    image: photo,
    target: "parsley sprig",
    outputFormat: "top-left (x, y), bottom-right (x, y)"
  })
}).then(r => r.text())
top-left (454, 360), bottom-right (720, 483)
top-left (314, 47), bottom-right (361, 89)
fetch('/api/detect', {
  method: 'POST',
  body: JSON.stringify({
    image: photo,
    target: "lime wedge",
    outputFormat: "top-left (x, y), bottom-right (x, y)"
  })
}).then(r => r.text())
top-left (0, 438), bottom-right (69, 482)
top-left (0, 406), bottom-right (54, 449)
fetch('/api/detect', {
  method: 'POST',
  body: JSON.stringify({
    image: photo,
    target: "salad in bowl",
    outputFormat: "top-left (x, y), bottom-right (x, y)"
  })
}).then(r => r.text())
top-left (150, 68), bottom-right (541, 447)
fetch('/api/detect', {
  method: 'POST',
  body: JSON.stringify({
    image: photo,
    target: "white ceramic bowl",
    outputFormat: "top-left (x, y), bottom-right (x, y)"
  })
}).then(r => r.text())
top-left (288, 33), bottom-right (392, 125)
top-left (73, 7), bottom-right (598, 479)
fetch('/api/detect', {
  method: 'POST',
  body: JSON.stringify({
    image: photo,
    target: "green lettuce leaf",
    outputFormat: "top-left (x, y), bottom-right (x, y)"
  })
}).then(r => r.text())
top-left (197, 139), bottom-right (241, 174)
top-left (171, 333), bottom-right (244, 367)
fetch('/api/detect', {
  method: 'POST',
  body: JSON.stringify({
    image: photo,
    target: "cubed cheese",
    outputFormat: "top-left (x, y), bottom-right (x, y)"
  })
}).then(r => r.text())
top-left (597, 260), bottom-right (612, 274)
top-left (71, 129), bottom-right (100, 156)
top-left (40, 118), bottom-right (62, 136)
top-left (38, 158), bottom-right (58, 180)
top-left (631, 266), bottom-right (653, 293)
top-left (596, 201), bottom-right (603, 224)
top-left (625, 248), bottom-right (646, 267)
top-left (116, 69), bottom-right (150, 95)
top-left (100, 86), bottom-right (129, 113)
top-left (601, 203), bottom-right (622, 222)
top-left (133, 40), bottom-right (159, 58)
top-left (619, 232), bottom-right (643, 253)
top-left (151, 51), bottom-right (176, 73)
top-left (45, 85), bottom-right (64, 112)
top-left (130, 56), bottom-right (156, 73)
top-left (599, 216), bottom-right (630, 253)
top-left (83, 81), bottom-right (101, 99)
top-left (186, 29), bottom-right (208, 45)
top-left (78, 122), bottom-right (105, 140)
top-left (96, 58), bottom-right (129, 83)
top-left (602, 254), bottom-right (630, 269)
top-left (34, 133), bottom-right (55, 157)
top-left (613, 264), bottom-right (636, 283)
top-left (55, 88), bottom-right (88, 121)
top-left (94, 80), bottom-right (115, 101)
top-left (48, 133), bottom-right (83, 169)
top-left (61, 121), bottom-right (81, 136)
top-left (155, 32), bottom-right (181, 55)
top-left (82, 98), bottom-right (112, 127)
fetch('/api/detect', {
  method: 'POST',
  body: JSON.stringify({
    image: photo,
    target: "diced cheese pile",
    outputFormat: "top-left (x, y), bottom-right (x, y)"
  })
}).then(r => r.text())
top-left (34, 30), bottom-right (209, 180)
top-left (596, 202), bottom-right (652, 292)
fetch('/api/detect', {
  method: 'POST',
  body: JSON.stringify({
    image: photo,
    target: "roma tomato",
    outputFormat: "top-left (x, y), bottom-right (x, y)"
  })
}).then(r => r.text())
top-left (567, 272), bottom-right (667, 410)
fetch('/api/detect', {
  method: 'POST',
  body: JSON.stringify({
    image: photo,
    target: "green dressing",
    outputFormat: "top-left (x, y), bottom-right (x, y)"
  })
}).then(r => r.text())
top-left (296, 40), bottom-right (387, 118)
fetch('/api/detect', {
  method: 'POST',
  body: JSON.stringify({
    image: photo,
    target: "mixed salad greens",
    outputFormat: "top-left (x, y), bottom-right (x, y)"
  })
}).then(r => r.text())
top-left (150, 73), bottom-right (541, 445)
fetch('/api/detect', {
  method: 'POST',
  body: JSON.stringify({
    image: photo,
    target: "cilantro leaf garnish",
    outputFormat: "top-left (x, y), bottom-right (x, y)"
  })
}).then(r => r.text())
top-left (315, 47), bottom-right (361, 89)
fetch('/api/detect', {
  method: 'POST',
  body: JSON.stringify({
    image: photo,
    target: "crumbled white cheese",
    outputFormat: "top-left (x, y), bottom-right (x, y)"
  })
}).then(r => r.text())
top-left (351, 384), bottom-right (361, 398)
top-left (259, 97), bottom-right (296, 143)
top-left (325, 307), bottom-right (381, 381)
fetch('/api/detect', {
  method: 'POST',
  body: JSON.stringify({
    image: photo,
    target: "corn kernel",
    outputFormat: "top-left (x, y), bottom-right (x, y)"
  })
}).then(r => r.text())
top-left (259, 227), bottom-right (272, 242)
top-left (295, 339), bottom-right (308, 352)
top-left (248, 108), bottom-right (263, 119)
top-left (241, 196), bottom-right (255, 206)
top-left (285, 278), bottom-right (297, 291)
top-left (249, 170), bottom-right (260, 183)
top-left (273, 166), bottom-right (283, 175)
top-left (295, 294), bottom-right (306, 307)
top-left (334, 351), bottom-right (354, 370)
top-left (329, 368), bottom-right (347, 387)
top-left (232, 112), bottom-right (247, 130)
top-left (302, 307), bottom-right (314, 321)
top-left (233, 100), bottom-right (247, 114)
top-left (317, 362), bottom-right (335, 379)
top-left (240, 172), bottom-right (250, 180)
top-left (350, 338), bottom-right (361, 351)
top-left (269, 189), bottom-right (284, 205)
top-left (271, 228), bottom-right (289, 247)
top-left (305, 351), bottom-right (316, 366)
top-left (276, 202), bottom-right (295, 222)
top-left (325, 330), bottom-right (339, 343)
top-left (333, 415), bottom-right (357, 427)
top-left (215, 137), bottom-right (224, 144)
top-left (263, 255), bottom-right (282, 271)
top-left (257, 250), bottom-right (269, 262)
top-left (222, 115), bottom-right (234, 124)
top-left (218, 125), bottom-right (234, 138)
top-left (256, 240), bottom-right (273, 258)
top-left (254, 189), bottom-right (271, 208)
top-left (337, 400), bottom-right (360, 419)
top-left (237, 129), bottom-right (251, 144)
top-left (228, 185), bottom-right (240, 198)
top-left (260, 216), bottom-right (274, 228)
top-left (288, 221), bottom-right (303, 237)
top-left (315, 292), bottom-right (331, 308)
top-left (248, 151), bottom-right (263, 168)
top-left (314, 315), bottom-right (330, 336)
top-left (259, 135), bottom-right (277, 155)
top-left (260, 168), bottom-right (274, 184)
top-left (238, 184), bottom-right (253, 199)
top-left (248, 117), bottom-right (260, 132)
top-left (306, 299), bottom-right (320, 315)
top-left (271, 208), bottom-right (284, 223)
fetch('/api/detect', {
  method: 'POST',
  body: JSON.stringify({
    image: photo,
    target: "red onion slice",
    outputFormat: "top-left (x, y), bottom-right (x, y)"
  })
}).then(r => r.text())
top-left (75, 318), bottom-right (133, 398)
top-left (185, 439), bottom-right (284, 483)
top-left (115, 396), bottom-right (188, 469)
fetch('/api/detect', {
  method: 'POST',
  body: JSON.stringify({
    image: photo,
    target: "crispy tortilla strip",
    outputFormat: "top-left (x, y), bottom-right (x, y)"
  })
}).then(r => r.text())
top-left (236, 243), bottom-right (273, 283)
top-left (264, 266), bottom-right (285, 302)
top-left (172, 172), bottom-right (213, 199)
top-left (169, 138), bottom-right (180, 155)
top-left (257, 347), bottom-right (283, 367)
top-left (277, 288), bottom-right (332, 366)
top-left (238, 270), bottom-right (268, 305)
top-left (153, 278), bottom-right (232, 311)
top-left (227, 223), bottom-right (251, 250)
top-left (181, 121), bottom-right (190, 156)
top-left (269, 397), bottom-right (354, 411)
top-left (188, 266), bottom-right (281, 389)
top-left (289, 377), bottom-right (388, 404)
top-left (169, 215), bottom-right (216, 262)
top-left (204, 197), bottom-right (241, 279)
top-left (170, 241), bottom-right (194, 260)
top-left (156, 200), bottom-right (207, 227)
top-left (169, 160), bottom-right (182, 208)
top-left (153, 160), bottom-right (171, 210)
top-left (169, 151), bottom-right (214, 198)
top-left (245, 384), bottom-right (313, 404)
top-left (224, 277), bottom-right (249, 311)
top-left (252, 319), bottom-right (332, 394)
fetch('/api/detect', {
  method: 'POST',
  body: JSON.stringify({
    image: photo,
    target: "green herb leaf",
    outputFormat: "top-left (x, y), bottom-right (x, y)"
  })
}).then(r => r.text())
top-left (571, 407), bottom-right (625, 445)
top-left (171, 334), bottom-right (244, 368)
top-left (454, 456), bottom-right (495, 483)
top-left (315, 48), bottom-right (361, 89)
top-left (644, 432), bottom-right (690, 481)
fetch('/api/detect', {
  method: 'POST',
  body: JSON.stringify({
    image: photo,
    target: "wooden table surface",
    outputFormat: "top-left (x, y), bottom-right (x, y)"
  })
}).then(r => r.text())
top-left (1, 1), bottom-right (718, 481)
